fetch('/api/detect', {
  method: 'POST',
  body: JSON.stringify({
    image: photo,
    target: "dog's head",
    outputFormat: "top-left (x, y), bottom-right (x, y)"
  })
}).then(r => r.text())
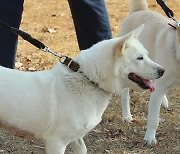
top-left (114, 24), bottom-right (165, 92)
top-left (77, 25), bottom-right (165, 94)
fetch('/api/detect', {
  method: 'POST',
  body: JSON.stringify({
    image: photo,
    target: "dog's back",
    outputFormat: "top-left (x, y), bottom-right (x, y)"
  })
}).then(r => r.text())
top-left (119, 0), bottom-right (172, 59)
top-left (119, 0), bottom-right (170, 35)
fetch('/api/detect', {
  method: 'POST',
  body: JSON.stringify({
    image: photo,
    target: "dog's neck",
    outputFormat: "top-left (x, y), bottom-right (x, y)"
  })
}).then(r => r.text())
top-left (59, 56), bottom-right (111, 93)
top-left (73, 47), bottom-right (125, 96)
top-left (78, 70), bottom-right (112, 94)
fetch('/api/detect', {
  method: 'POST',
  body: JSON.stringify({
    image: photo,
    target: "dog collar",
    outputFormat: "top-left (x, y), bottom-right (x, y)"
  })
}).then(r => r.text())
top-left (168, 23), bottom-right (177, 29)
top-left (60, 56), bottom-right (80, 72)
top-left (168, 22), bottom-right (180, 30)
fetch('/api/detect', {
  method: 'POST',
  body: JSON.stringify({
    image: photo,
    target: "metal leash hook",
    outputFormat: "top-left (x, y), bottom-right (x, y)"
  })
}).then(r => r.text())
top-left (168, 13), bottom-right (180, 27)
top-left (42, 46), bottom-right (63, 58)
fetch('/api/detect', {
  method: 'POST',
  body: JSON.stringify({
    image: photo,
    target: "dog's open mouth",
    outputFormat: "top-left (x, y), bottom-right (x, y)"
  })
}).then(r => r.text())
top-left (128, 73), bottom-right (155, 92)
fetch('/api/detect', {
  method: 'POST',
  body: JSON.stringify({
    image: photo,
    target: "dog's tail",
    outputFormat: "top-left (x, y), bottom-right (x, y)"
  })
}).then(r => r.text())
top-left (129, 0), bottom-right (149, 14)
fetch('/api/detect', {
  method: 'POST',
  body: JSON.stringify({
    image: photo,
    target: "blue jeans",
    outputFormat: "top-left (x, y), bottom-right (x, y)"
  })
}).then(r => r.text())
top-left (0, 0), bottom-right (24, 68)
top-left (68, 0), bottom-right (112, 50)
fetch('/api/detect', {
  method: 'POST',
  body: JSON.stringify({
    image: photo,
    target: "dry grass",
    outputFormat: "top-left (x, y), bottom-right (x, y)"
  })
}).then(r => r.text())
top-left (0, 0), bottom-right (179, 153)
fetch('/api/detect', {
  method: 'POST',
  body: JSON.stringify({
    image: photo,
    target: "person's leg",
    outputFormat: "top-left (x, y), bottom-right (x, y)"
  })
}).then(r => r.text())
top-left (0, 0), bottom-right (24, 68)
top-left (68, 0), bottom-right (112, 50)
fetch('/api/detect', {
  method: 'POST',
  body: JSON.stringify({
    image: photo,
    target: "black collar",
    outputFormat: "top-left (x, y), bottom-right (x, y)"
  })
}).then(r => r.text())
top-left (60, 56), bottom-right (80, 72)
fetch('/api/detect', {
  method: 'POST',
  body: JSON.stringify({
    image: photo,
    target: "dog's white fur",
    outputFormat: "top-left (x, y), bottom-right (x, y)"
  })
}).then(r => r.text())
top-left (0, 25), bottom-right (164, 154)
top-left (118, 0), bottom-right (180, 145)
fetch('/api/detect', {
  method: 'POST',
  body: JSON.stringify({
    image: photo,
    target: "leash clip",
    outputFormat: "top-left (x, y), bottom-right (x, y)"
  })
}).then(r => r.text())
top-left (42, 46), bottom-right (62, 58)
top-left (168, 13), bottom-right (180, 27)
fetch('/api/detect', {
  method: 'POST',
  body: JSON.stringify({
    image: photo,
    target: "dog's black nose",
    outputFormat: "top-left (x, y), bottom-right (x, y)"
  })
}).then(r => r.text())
top-left (158, 68), bottom-right (165, 77)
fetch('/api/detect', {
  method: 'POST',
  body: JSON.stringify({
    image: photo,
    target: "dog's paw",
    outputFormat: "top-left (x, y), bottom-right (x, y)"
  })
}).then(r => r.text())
top-left (161, 95), bottom-right (169, 108)
top-left (144, 133), bottom-right (157, 146)
top-left (144, 138), bottom-right (157, 147)
top-left (122, 115), bottom-right (133, 122)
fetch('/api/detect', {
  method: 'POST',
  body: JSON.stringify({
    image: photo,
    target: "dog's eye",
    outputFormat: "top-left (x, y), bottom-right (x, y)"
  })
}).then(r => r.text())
top-left (137, 57), bottom-right (143, 60)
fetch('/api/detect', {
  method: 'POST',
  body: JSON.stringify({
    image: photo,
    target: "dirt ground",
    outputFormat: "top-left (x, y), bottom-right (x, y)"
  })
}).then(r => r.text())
top-left (0, 0), bottom-right (179, 153)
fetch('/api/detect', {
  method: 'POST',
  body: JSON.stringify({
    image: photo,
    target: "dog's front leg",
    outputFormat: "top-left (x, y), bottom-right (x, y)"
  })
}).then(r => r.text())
top-left (70, 138), bottom-right (87, 154)
top-left (144, 74), bottom-right (174, 145)
top-left (144, 89), bottom-right (164, 145)
top-left (121, 88), bottom-right (133, 122)
top-left (44, 137), bottom-right (67, 154)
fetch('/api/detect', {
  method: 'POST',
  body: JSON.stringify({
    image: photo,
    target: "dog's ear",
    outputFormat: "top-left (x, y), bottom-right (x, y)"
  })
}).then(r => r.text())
top-left (116, 33), bottom-right (132, 56)
top-left (116, 24), bottom-right (144, 54)
top-left (131, 24), bottom-right (144, 39)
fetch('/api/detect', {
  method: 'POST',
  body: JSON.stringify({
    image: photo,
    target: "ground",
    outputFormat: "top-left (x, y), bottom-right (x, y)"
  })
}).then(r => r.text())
top-left (0, 0), bottom-right (179, 153)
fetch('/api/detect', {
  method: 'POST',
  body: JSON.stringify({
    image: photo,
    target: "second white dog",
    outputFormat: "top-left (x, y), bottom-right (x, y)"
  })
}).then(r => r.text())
top-left (119, 0), bottom-right (180, 145)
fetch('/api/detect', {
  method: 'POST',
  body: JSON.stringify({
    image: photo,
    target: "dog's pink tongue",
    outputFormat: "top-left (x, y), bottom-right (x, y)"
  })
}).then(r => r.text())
top-left (143, 80), bottom-right (155, 92)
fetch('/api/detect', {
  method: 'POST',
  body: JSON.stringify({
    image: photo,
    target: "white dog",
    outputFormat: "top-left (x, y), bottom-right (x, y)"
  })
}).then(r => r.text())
top-left (119, 0), bottom-right (180, 145)
top-left (0, 25), bottom-right (164, 154)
